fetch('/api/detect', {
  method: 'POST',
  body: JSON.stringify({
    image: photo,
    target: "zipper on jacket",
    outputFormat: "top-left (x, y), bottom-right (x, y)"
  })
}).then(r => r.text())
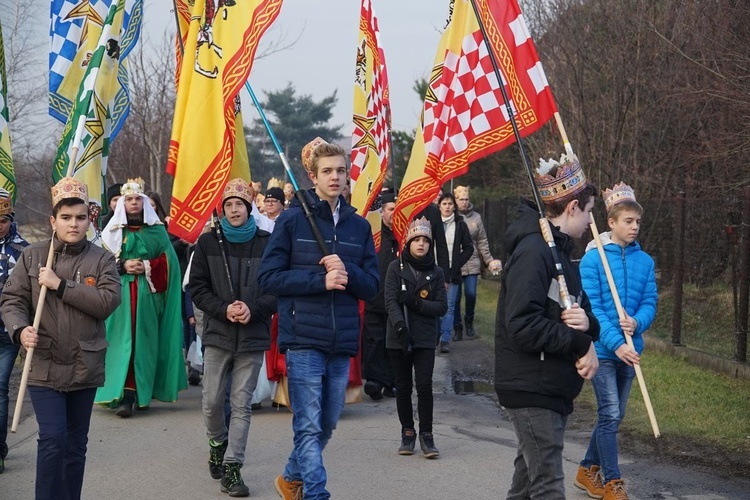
top-left (621, 247), bottom-right (628, 314)
top-left (330, 226), bottom-right (337, 353)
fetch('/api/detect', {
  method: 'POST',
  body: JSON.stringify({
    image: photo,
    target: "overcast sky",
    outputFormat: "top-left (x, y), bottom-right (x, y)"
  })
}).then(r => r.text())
top-left (146, 0), bottom-right (450, 134)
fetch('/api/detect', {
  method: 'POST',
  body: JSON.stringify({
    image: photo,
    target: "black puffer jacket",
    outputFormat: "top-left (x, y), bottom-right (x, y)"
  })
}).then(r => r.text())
top-left (188, 229), bottom-right (276, 353)
top-left (494, 201), bottom-right (599, 415)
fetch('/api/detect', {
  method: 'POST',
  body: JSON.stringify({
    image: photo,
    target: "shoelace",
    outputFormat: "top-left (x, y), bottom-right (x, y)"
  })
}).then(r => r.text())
top-left (609, 481), bottom-right (628, 500)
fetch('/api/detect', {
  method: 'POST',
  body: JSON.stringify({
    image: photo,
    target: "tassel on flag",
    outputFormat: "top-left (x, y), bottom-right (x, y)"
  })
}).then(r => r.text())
top-left (350, 0), bottom-right (391, 251)
top-left (392, 0), bottom-right (557, 245)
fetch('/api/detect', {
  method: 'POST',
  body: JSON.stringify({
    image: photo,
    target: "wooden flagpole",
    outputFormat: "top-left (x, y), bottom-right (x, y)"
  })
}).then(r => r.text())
top-left (588, 214), bottom-right (661, 438)
top-left (11, 125), bottom-right (86, 432)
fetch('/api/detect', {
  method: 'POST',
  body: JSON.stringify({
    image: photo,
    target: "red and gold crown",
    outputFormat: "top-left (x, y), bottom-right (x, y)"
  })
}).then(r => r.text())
top-left (603, 182), bottom-right (636, 211)
top-left (222, 178), bottom-right (253, 205)
top-left (0, 188), bottom-right (12, 217)
top-left (120, 177), bottom-right (145, 196)
top-left (301, 137), bottom-right (329, 172)
top-left (51, 177), bottom-right (88, 207)
top-left (405, 216), bottom-right (432, 245)
top-left (534, 153), bottom-right (587, 204)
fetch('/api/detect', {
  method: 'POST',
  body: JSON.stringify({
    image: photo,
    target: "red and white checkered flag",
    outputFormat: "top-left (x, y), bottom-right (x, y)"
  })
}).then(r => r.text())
top-left (351, 0), bottom-right (392, 250)
top-left (393, 0), bottom-right (557, 245)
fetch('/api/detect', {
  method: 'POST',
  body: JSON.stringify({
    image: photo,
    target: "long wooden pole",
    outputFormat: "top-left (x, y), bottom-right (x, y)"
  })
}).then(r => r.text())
top-left (588, 214), bottom-right (661, 438)
top-left (11, 140), bottom-right (84, 432)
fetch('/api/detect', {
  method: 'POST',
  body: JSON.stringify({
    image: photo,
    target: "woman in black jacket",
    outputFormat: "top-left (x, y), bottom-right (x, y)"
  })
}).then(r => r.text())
top-left (434, 193), bottom-right (473, 353)
top-left (385, 217), bottom-right (447, 458)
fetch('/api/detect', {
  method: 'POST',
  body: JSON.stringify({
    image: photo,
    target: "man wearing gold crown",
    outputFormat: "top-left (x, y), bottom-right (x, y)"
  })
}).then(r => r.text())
top-left (188, 178), bottom-right (276, 497)
top-left (95, 178), bottom-right (187, 417)
top-left (1, 177), bottom-right (120, 498)
top-left (495, 154), bottom-right (600, 499)
top-left (0, 188), bottom-right (29, 474)
top-left (259, 137), bottom-right (378, 500)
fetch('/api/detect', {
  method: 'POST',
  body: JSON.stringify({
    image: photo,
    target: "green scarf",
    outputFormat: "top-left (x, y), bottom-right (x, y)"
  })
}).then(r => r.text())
top-left (220, 215), bottom-right (256, 243)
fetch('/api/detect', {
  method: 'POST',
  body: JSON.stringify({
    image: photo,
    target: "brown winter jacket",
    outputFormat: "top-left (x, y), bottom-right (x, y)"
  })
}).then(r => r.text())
top-left (1, 237), bottom-right (121, 392)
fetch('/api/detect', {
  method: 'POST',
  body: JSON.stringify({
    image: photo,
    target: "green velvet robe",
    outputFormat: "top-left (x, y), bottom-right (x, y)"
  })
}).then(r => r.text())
top-left (95, 224), bottom-right (187, 407)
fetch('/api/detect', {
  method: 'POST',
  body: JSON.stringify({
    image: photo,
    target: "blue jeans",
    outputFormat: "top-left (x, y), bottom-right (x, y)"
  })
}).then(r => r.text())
top-left (505, 407), bottom-right (567, 500)
top-left (439, 284), bottom-right (460, 343)
top-left (581, 359), bottom-right (635, 482)
top-left (28, 386), bottom-right (97, 500)
top-left (283, 349), bottom-right (349, 500)
top-left (0, 337), bottom-right (19, 452)
top-left (454, 274), bottom-right (478, 326)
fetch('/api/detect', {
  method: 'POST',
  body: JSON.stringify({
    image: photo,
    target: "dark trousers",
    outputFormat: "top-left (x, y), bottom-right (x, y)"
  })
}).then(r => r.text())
top-left (362, 310), bottom-right (394, 388)
top-left (505, 406), bottom-right (568, 500)
top-left (388, 347), bottom-right (435, 434)
top-left (28, 386), bottom-right (97, 500)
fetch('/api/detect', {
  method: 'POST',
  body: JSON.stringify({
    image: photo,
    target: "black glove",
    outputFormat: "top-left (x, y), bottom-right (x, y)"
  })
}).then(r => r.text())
top-left (397, 290), bottom-right (422, 312)
top-left (394, 321), bottom-right (411, 353)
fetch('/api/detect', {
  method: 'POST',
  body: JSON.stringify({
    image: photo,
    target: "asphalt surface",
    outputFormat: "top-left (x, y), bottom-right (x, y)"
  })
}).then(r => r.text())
top-left (4, 354), bottom-right (750, 499)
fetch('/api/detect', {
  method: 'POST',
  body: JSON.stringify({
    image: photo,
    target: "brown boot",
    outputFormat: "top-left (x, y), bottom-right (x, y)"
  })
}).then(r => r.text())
top-left (574, 465), bottom-right (605, 499)
top-left (603, 479), bottom-right (629, 500)
top-left (274, 474), bottom-right (303, 500)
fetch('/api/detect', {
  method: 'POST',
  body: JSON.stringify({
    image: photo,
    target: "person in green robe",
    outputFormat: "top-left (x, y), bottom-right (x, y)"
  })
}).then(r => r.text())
top-left (95, 178), bottom-right (187, 417)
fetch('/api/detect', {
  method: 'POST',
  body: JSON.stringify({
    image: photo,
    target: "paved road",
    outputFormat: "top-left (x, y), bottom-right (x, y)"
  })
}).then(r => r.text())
top-left (5, 355), bottom-right (749, 499)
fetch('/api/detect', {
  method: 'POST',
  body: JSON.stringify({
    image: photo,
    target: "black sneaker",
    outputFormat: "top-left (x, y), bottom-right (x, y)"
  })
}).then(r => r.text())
top-left (419, 432), bottom-right (440, 459)
top-left (364, 381), bottom-right (384, 401)
top-left (188, 368), bottom-right (201, 386)
top-left (208, 439), bottom-right (228, 479)
top-left (398, 428), bottom-right (416, 455)
top-left (220, 463), bottom-right (249, 497)
top-left (438, 342), bottom-right (450, 354)
top-left (382, 386), bottom-right (396, 398)
top-left (115, 390), bottom-right (135, 418)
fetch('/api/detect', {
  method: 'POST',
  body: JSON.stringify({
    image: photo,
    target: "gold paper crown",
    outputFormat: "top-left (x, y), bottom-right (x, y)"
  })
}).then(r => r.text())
top-left (0, 188), bottom-right (12, 216)
top-left (405, 217), bottom-right (432, 244)
top-left (603, 182), bottom-right (636, 211)
top-left (454, 185), bottom-right (469, 199)
top-left (534, 154), bottom-right (587, 204)
top-left (267, 177), bottom-right (284, 189)
top-left (120, 177), bottom-right (145, 196)
top-left (222, 178), bottom-right (253, 205)
top-left (51, 177), bottom-right (88, 207)
top-left (301, 137), bottom-right (329, 171)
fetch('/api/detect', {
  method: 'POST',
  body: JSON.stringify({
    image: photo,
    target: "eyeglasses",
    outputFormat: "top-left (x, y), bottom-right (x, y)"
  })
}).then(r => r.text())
top-left (264, 199), bottom-right (280, 204)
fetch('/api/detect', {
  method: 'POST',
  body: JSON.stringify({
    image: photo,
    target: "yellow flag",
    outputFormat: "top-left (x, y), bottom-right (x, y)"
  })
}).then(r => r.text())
top-left (167, 0), bottom-right (281, 242)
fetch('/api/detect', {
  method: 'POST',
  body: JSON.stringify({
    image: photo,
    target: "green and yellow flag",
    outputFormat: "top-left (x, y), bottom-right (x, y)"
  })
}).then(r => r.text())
top-left (0, 22), bottom-right (16, 202)
top-left (53, 0), bottom-right (124, 223)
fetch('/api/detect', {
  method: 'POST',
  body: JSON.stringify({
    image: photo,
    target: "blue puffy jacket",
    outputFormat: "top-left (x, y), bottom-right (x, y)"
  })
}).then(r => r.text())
top-left (580, 233), bottom-right (658, 361)
top-left (258, 190), bottom-right (379, 356)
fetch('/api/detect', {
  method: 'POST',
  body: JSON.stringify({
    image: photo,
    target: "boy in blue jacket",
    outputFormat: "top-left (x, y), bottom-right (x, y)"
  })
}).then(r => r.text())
top-left (575, 182), bottom-right (658, 500)
top-left (259, 137), bottom-right (379, 500)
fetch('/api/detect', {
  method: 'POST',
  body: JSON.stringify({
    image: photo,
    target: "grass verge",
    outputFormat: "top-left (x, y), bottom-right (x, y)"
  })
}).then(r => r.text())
top-left (474, 277), bottom-right (750, 465)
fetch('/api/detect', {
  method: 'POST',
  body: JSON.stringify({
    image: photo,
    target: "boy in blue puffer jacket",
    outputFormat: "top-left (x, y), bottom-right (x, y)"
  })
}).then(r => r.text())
top-left (575, 182), bottom-right (658, 500)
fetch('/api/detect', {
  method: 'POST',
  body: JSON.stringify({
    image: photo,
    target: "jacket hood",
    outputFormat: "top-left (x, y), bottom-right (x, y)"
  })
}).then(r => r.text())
top-left (504, 199), bottom-right (574, 257)
top-left (584, 231), bottom-right (642, 254)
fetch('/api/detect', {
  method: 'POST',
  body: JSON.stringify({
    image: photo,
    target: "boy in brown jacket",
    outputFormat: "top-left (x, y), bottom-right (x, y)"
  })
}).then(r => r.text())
top-left (1, 177), bottom-right (121, 499)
